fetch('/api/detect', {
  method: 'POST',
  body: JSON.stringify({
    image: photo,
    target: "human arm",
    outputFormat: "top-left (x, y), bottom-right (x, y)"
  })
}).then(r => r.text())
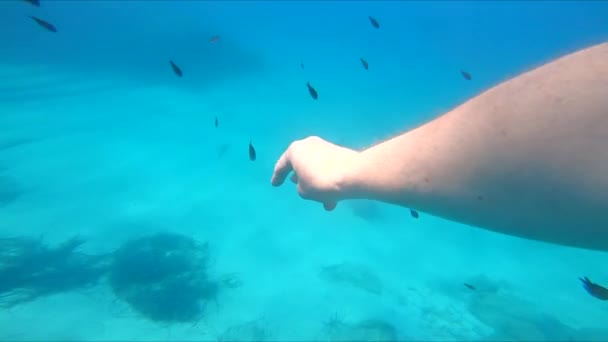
top-left (273, 42), bottom-right (608, 251)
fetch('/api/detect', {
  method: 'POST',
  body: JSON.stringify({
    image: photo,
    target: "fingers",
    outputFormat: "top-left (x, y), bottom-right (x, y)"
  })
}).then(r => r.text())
top-left (271, 150), bottom-right (293, 186)
top-left (323, 202), bottom-right (337, 211)
top-left (295, 176), bottom-right (338, 212)
top-left (290, 173), bottom-right (298, 184)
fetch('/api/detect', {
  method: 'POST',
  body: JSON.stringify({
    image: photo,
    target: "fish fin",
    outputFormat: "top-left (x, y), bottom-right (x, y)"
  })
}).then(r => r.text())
top-left (579, 276), bottom-right (594, 294)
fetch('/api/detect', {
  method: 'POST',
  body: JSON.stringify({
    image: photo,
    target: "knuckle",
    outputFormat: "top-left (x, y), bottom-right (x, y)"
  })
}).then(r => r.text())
top-left (288, 140), bottom-right (301, 151)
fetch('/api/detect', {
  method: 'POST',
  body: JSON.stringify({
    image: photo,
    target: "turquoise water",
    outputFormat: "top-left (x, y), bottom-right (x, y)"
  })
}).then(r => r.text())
top-left (1, 0), bottom-right (608, 340)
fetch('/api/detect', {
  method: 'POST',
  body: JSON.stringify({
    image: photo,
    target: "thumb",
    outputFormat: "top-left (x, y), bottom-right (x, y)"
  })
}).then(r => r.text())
top-left (323, 201), bottom-right (337, 211)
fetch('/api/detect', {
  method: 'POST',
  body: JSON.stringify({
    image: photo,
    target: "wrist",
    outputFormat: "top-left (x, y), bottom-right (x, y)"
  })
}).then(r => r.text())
top-left (336, 152), bottom-right (373, 201)
top-left (337, 136), bottom-right (420, 205)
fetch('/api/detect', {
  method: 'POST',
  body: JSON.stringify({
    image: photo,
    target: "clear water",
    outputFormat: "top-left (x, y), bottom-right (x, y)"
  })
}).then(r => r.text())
top-left (1, 1), bottom-right (608, 340)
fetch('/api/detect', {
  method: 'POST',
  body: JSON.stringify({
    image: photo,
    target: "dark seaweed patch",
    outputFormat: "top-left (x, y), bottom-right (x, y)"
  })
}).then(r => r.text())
top-left (0, 236), bottom-right (109, 308)
top-left (108, 232), bottom-right (227, 323)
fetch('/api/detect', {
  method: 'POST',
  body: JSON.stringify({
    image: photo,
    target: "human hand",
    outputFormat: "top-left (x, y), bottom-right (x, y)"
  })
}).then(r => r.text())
top-left (271, 136), bottom-right (360, 211)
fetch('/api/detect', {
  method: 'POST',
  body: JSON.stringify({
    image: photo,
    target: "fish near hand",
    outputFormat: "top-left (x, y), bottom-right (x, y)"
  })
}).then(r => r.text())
top-left (579, 276), bottom-right (608, 300)
top-left (169, 60), bottom-right (182, 77)
top-left (249, 141), bottom-right (256, 161)
top-left (28, 15), bottom-right (57, 32)
top-left (368, 16), bottom-right (380, 29)
top-left (306, 82), bottom-right (318, 100)
top-left (24, 0), bottom-right (40, 7)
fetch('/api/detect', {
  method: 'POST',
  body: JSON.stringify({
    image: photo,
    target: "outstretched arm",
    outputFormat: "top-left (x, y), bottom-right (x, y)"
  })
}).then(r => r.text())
top-left (342, 42), bottom-right (608, 250)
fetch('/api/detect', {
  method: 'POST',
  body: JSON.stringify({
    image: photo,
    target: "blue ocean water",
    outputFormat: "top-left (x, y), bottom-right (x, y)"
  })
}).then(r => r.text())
top-left (1, 0), bottom-right (608, 340)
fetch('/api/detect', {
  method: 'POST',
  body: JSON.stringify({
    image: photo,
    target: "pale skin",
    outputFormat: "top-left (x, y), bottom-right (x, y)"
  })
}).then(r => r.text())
top-left (271, 41), bottom-right (608, 252)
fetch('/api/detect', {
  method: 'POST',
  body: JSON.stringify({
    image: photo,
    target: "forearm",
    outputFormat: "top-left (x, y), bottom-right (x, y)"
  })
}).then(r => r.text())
top-left (343, 42), bottom-right (608, 222)
top-left (344, 110), bottom-right (470, 212)
top-left (342, 123), bottom-right (435, 205)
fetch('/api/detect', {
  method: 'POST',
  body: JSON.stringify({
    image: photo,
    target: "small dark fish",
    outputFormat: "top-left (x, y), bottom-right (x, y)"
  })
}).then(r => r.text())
top-left (369, 16), bottom-right (380, 29)
top-left (306, 82), bottom-right (318, 100)
top-left (214, 116), bottom-right (219, 128)
top-left (248, 141), bottom-right (256, 161)
top-left (461, 70), bottom-right (472, 81)
top-left (170, 60), bottom-right (182, 77)
top-left (410, 209), bottom-right (419, 219)
top-left (28, 15), bottom-right (56, 32)
top-left (210, 35), bottom-right (221, 43)
top-left (301, 61), bottom-right (304, 70)
top-left (23, 0), bottom-right (40, 7)
top-left (464, 283), bottom-right (476, 291)
top-left (360, 57), bottom-right (369, 70)
top-left (579, 277), bottom-right (608, 300)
